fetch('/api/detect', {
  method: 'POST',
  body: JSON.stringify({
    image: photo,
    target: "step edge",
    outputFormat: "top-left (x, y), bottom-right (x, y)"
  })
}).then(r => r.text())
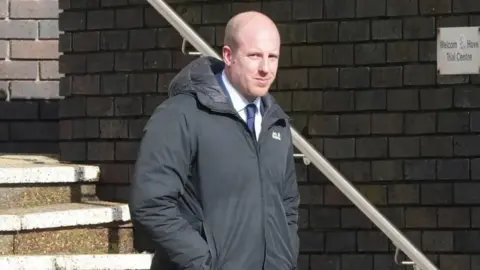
top-left (0, 253), bottom-right (154, 270)
top-left (0, 203), bottom-right (131, 232)
top-left (0, 165), bottom-right (100, 184)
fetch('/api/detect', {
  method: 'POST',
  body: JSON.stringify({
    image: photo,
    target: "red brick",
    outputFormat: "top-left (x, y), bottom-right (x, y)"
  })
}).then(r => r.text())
top-left (143, 94), bottom-right (167, 115)
top-left (72, 75), bottom-right (100, 95)
top-left (144, 6), bottom-right (168, 27)
top-left (0, 122), bottom-right (8, 141)
top-left (143, 51), bottom-right (172, 70)
top-left (0, 0), bottom-right (7, 18)
top-left (72, 119), bottom-right (99, 139)
top-left (129, 73), bottom-right (157, 93)
top-left (59, 33), bottom-right (72, 52)
top-left (263, 0), bottom-right (292, 21)
top-left (59, 120), bottom-right (73, 140)
top-left (276, 69), bottom-right (308, 90)
top-left (202, 3), bottom-right (231, 24)
top-left (60, 142), bottom-right (86, 162)
top-left (278, 23), bottom-right (307, 44)
top-left (114, 96), bottom-right (143, 116)
top-left (59, 76), bottom-right (72, 96)
top-left (114, 7), bottom-right (143, 29)
top-left (232, 2), bottom-right (261, 14)
top-left (292, 46), bottom-right (323, 66)
top-left (293, 0), bottom-right (323, 20)
top-left (87, 52), bottom-right (114, 73)
top-left (173, 4), bottom-right (202, 25)
top-left (101, 74), bottom-right (128, 95)
top-left (10, 0), bottom-right (59, 19)
top-left (128, 118), bottom-right (148, 139)
top-left (10, 81), bottom-right (60, 99)
top-left (0, 61), bottom-right (37, 79)
top-left (293, 91), bottom-right (323, 111)
top-left (99, 119), bottom-right (128, 139)
top-left (87, 9), bottom-right (114, 30)
top-left (59, 96), bottom-right (86, 118)
top-left (39, 101), bottom-right (59, 119)
top-left (59, 11), bottom-right (86, 31)
top-left (0, 40), bottom-right (7, 59)
top-left (59, 54), bottom-right (86, 74)
top-left (72, 32), bottom-right (100, 52)
top-left (0, 20), bottom-right (36, 39)
top-left (10, 121), bottom-right (58, 141)
top-left (88, 142), bottom-right (114, 161)
top-left (271, 91), bottom-right (292, 112)
top-left (10, 40), bottom-right (59, 59)
top-left (115, 141), bottom-right (140, 161)
top-left (99, 164), bottom-right (129, 184)
top-left (86, 97), bottom-right (114, 117)
top-left (39, 20), bottom-right (59, 39)
top-left (58, 0), bottom-right (70, 9)
top-left (39, 61), bottom-right (60, 79)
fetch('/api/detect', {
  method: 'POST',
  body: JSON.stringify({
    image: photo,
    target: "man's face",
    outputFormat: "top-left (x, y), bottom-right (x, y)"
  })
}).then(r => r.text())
top-left (223, 26), bottom-right (280, 99)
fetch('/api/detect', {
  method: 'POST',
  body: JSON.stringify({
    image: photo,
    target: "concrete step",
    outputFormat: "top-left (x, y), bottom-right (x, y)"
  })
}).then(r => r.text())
top-left (0, 201), bottom-right (134, 255)
top-left (0, 154), bottom-right (99, 184)
top-left (0, 183), bottom-right (99, 209)
top-left (0, 154), bottom-right (100, 208)
top-left (0, 253), bottom-right (153, 270)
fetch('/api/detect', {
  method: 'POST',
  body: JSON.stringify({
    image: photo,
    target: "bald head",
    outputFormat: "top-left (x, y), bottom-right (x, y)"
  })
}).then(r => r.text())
top-left (223, 11), bottom-right (280, 50)
top-left (221, 11), bottom-right (281, 100)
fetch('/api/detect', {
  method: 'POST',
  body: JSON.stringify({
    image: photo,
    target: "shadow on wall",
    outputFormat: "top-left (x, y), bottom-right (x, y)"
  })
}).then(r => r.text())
top-left (0, 98), bottom-right (59, 155)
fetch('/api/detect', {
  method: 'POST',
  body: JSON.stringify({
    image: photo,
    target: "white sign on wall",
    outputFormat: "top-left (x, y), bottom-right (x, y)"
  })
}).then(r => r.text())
top-left (437, 27), bottom-right (480, 75)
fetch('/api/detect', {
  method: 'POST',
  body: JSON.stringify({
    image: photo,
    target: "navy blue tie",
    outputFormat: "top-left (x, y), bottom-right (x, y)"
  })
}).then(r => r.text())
top-left (246, 104), bottom-right (257, 136)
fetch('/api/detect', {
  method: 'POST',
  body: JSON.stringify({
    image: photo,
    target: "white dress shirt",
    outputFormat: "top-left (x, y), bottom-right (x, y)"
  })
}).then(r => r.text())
top-left (221, 70), bottom-right (262, 140)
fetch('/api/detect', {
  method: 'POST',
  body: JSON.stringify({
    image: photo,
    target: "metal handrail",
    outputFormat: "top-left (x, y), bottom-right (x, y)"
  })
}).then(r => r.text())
top-left (146, 1), bottom-right (439, 269)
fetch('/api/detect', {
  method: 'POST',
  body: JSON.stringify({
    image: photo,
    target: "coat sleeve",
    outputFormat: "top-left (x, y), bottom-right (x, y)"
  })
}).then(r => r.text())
top-left (129, 103), bottom-right (210, 270)
top-left (283, 133), bottom-right (301, 265)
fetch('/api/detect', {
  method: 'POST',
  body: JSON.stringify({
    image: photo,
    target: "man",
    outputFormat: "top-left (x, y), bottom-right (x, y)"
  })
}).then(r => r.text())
top-left (129, 11), bottom-right (300, 270)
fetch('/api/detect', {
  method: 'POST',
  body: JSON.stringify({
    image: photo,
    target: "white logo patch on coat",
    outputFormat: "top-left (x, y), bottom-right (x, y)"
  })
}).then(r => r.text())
top-left (272, 131), bottom-right (281, 140)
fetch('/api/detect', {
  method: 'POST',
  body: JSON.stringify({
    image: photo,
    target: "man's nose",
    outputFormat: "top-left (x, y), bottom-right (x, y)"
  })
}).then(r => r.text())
top-left (259, 58), bottom-right (269, 73)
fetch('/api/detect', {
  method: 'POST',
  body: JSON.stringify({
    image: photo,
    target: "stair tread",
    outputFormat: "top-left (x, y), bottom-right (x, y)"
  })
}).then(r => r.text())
top-left (0, 253), bottom-right (153, 270)
top-left (0, 154), bottom-right (60, 165)
top-left (0, 162), bottom-right (99, 184)
top-left (0, 201), bottom-right (130, 231)
top-left (0, 201), bottom-right (124, 215)
top-left (0, 163), bottom-right (96, 168)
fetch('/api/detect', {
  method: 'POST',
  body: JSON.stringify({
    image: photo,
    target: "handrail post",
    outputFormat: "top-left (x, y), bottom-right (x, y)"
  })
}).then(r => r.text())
top-left (0, 88), bottom-right (10, 102)
top-left (146, 1), bottom-right (440, 269)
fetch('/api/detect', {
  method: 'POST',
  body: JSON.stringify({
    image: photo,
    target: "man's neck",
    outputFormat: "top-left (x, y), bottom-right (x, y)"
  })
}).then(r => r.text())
top-left (223, 69), bottom-right (257, 103)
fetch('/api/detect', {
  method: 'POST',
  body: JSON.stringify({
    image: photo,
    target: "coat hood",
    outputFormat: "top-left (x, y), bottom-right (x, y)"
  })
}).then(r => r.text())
top-left (167, 56), bottom-right (286, 118)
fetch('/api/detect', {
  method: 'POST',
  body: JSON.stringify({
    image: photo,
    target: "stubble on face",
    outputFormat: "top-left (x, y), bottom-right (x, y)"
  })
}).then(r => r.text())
top-left (222, 12), bottom-right (281, 101)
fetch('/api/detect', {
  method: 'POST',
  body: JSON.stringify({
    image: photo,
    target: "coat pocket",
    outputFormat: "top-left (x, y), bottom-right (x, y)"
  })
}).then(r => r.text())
top-left (201, 222), bottom-right (216, 270)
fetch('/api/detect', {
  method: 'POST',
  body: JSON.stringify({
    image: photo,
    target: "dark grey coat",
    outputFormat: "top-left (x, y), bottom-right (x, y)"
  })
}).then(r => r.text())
top-left (129, 56), bottom-right (300, 270)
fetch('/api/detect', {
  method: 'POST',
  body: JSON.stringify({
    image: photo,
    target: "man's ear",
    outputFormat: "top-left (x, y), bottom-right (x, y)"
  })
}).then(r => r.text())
top-left (222, 45), bottom-right (233, 65)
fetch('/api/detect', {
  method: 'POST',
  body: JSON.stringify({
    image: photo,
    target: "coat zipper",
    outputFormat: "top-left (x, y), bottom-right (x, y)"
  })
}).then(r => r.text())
top-left (250, 126), bottom-right (267, 269)
top-left (254, 110), bottom-right (281, 269)
top-left (228, 109), bottom-right (273, 269)
top-left (207, 104), bottom-right (282, 269)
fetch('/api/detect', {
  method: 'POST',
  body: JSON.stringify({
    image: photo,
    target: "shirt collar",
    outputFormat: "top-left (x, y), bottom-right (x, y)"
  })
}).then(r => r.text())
top-left (221, 70), bottom-right (261, 114)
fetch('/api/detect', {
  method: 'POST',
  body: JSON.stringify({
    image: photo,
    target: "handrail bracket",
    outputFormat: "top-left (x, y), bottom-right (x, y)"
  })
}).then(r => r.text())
top-left (395, 247), bottom-right (421, 270)
top-left (181, 39), bottom-right (201, 56)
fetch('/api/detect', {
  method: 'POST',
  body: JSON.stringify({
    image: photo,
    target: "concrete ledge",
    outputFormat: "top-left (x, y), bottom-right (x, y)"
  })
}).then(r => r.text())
top-left (0, 202), bottom-right (130, 232)
top-left (0, 164), bottom-right (100, 184)
top-left (0, 253), bottom-right (153, 270)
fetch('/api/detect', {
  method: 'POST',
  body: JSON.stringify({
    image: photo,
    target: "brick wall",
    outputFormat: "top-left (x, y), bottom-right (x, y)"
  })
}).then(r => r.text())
top-left (58, 0), bottom-right (480, 269)
top-left (0, 0), bottom-right (60, 154)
